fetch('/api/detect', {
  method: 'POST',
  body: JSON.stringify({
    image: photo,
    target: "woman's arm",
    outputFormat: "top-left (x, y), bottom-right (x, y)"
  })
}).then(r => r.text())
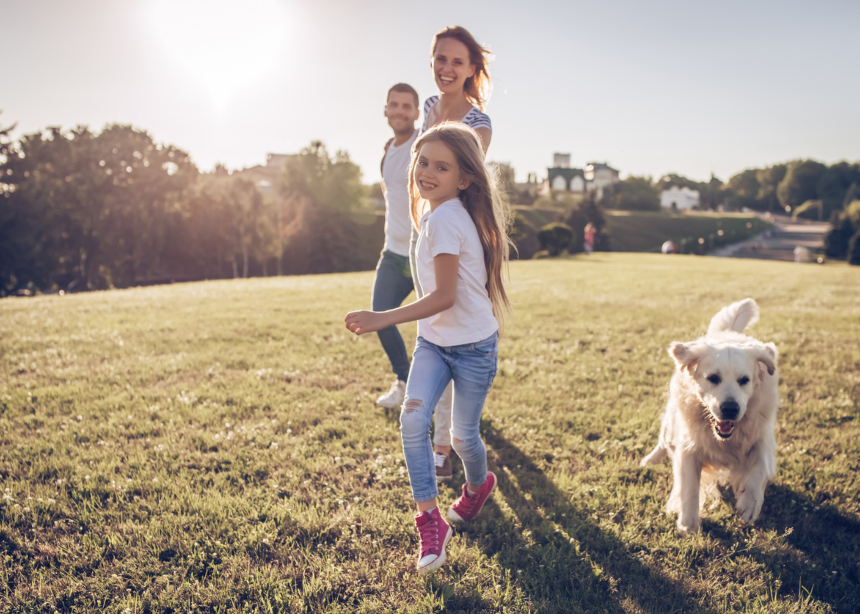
top-left (474, 127), bottom-right (492, 153)
top-left (345, 254), bottom-right (458, 335)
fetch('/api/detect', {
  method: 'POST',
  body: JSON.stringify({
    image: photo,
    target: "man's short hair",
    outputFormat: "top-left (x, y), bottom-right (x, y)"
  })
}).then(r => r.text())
top-left (387, 83), bottom-right (419, 109)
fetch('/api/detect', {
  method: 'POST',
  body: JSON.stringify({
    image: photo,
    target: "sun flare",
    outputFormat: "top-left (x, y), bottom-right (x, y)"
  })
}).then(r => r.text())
top-left (148, 0), bottom-right (287, 114)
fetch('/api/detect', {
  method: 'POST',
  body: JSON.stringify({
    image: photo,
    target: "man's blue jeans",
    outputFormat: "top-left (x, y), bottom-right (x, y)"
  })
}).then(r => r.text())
top-left (400, 332), bottom-right (498, 502)
top-left (372, 250), bottom-right (414, 382)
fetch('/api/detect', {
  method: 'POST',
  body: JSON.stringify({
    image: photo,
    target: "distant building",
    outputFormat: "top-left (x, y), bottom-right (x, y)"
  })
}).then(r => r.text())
top-left (661, 186), bottom-right (700, 210)
top-left (540, 154), bottom-right (619, 196)
top-left (515, 171), bottom-right (541, 193)
top-left (232, 153), bottom-right (297, 196)
top-left (553, 153), bottom-right (571, 168)
top-left (584, 162), bottom-right (620, 190)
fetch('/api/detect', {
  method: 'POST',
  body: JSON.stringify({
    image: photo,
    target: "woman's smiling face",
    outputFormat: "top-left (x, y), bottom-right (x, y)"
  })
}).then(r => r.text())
top-left (414, 140), bottom-right (469, 208)
top-left (432, 37), bottom-right (476, 95)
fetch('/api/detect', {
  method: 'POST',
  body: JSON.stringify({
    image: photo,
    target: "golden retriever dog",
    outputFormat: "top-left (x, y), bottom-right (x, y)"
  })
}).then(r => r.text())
top-left (641, 298), bottom-right (779, 535)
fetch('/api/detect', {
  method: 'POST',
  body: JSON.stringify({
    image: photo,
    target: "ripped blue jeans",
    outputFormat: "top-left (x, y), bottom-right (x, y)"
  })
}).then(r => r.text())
top-left (400, 332), bottom-right (498, 502)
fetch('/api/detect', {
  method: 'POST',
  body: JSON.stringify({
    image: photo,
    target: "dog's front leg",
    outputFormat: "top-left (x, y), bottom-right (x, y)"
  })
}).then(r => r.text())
top-left (674, 450), bottom-right (703, 535)
top-left (734, 446), bottom-right (773, 524)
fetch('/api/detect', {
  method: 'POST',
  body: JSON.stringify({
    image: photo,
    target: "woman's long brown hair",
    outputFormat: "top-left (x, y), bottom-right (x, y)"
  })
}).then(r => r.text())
top-left (431, 26), bottom-right (493, 111)
top-left (408, 122), bottom-right (512, 329)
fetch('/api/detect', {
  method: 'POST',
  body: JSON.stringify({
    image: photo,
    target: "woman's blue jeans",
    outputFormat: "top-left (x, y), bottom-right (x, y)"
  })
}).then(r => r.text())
top-left (400, 332), bottom-right (498, 502)
top-left (371, 251), bottom-right (414, 382)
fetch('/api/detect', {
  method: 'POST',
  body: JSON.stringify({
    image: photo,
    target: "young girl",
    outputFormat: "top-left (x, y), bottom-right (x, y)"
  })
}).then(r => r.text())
top-left (416, 25), bottom-right (494, 483)
top-left (584, 222), bottom-right (596, 255)
top-left (345, 122), bottom-right (511, 574)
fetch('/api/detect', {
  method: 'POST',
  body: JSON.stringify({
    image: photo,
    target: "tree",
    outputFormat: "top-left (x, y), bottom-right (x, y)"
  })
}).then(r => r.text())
top-left (777, 160), bottom-right (827, 212)
top-left (756, 164), bottom-right (787, 213)
top-left (816, 162), bottom-right (860, 219)
top-left (656, 173), bottom-right (700, 193)
top-left (180, 172), bottom-right (277, 279)
top-left (614, 176), bottom-right (659, 211)
top-left (726, 169), bottom-right (761, 210)
top-left (701, 174), bottom-right (725, 209)
top-left (280, 141), bottom-right (363, 212)
top-left (849, 229), bottom-right (860, 266)
top-left (278, 141), bottom-right (369, 274)
top-left (0, 122), bottom-right (196, 292)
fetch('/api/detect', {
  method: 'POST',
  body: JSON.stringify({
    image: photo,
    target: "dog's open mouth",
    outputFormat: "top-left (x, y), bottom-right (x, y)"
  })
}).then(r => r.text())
top-left (712, 419), bottom-right (735, 439)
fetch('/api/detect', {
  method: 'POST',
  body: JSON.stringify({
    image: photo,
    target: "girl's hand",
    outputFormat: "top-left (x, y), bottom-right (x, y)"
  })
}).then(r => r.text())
top-left (345, 310), bottom-right (386, 335)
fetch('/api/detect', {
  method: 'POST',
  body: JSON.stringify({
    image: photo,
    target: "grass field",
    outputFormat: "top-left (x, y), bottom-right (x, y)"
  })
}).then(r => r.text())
top-left (1, 254), bottom-right (858, 613)
top-left (513, 208), bottom-right (771, 253)
top-left (603, 211), bottom-right (771, 253)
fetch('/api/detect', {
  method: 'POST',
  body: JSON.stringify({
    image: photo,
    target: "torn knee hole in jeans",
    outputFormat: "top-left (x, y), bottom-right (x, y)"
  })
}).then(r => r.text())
top-left (403, 399), bottom-right (423, 413)
top-left (452, 437), bottom-right (463, 444)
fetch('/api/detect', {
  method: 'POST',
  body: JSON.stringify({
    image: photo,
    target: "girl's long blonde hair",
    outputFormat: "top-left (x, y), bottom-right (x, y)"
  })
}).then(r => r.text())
top-left (408, 122), bottom-right (513, 329)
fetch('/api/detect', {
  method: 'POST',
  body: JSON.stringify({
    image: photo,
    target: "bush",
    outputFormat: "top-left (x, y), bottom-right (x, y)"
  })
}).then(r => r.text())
top-left (563, 194), bottom-right (609, 253)
top-left (510, 212), bottom-right (539, 260)
top-left (824, 211), bottom-right (855, 258)
top-left (536, 223), bottom-right (573, 257)
top-left (613, 176), bottom-right (660, 211)
top-left (848, 230), bottom-right (860, 266)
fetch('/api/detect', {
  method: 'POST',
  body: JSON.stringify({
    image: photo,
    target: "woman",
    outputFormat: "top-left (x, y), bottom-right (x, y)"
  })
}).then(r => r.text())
top-left (411, 25), bottom-right (495, 483)
top-left (420, 26), bottom-right (493, 151)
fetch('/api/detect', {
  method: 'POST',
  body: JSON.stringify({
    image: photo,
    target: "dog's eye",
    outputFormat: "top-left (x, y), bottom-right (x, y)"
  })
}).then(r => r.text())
top-left (707, 374), bottom-right (721, 385)
top-left (738, 376), bottom-right (750, 386)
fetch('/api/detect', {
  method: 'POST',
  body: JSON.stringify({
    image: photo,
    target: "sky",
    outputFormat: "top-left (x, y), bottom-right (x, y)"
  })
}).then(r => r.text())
top-left (3, 0), bottom-right (859, 183)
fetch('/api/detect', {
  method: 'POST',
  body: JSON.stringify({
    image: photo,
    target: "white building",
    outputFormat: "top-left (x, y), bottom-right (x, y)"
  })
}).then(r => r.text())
top-left (584, 162), bottom-right (619, 190)
top-left (661, 186), bottom-right (700, 210)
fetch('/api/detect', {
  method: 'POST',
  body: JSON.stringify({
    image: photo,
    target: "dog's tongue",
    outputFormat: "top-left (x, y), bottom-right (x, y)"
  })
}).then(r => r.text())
top-left (717, 420), bottom-right (735, 434)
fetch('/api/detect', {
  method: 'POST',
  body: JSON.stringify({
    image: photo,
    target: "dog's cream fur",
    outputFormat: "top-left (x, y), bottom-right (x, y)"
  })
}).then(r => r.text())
top-left (641, 298), bottom-right (779, 535)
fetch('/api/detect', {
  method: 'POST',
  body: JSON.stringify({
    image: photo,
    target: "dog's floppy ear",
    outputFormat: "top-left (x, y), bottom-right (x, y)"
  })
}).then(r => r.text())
top-left (754, 342), bottom-right (778, 376)
top-left (669, 342), bottom-right (700, 374)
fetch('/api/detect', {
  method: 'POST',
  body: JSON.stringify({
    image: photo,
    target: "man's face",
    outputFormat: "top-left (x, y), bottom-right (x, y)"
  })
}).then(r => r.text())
top-left (385, 91), bottom-right (419, 135)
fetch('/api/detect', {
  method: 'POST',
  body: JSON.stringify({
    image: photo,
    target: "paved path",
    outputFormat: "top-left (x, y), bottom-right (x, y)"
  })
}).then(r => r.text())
top-left (710, 215), bottom-right (830, 262)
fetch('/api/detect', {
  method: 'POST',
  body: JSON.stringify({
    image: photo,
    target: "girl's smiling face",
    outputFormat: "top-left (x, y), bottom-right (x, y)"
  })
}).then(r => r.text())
top-left (414, 140), bottom-right (470, 209)
top-left (432, 37), bottom-right (476, 95)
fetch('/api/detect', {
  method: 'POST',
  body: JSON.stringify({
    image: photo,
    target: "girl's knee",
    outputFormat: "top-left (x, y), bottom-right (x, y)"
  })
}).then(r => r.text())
top-left (451, 433), bottom-right (483, 457)
top-left (399, 399), bottom-right (428, 436)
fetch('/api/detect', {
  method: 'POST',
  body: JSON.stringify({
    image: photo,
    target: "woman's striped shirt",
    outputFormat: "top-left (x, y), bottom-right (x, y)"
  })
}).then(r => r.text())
top-left (419, 95), bottom-right (492, 135)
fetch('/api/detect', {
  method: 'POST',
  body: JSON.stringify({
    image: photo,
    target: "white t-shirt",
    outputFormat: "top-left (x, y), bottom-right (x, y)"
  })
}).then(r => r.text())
top-left (381, 130), bottom-right (418, 257)
top-left (416, 197), bottom-right (499, 347)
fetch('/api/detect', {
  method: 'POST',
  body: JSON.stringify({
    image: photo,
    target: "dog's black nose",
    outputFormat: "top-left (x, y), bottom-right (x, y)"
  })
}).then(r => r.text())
top-left (720, 401), bottom-right (740, 420)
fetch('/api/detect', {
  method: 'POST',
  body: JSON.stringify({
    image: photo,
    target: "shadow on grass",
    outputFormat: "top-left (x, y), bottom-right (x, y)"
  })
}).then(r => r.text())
top-left (436, 421), bottom-right (720, 614)
top-left (750, 484), bottom-right (860, 614)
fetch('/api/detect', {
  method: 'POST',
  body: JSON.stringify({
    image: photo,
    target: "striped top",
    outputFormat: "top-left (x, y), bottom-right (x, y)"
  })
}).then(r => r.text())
top-left (419, 95), bottom-right (492, 135)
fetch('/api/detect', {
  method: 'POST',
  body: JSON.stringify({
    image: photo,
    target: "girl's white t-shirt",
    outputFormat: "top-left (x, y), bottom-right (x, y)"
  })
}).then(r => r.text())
top-left (415, 197), bottom-right (498, 347)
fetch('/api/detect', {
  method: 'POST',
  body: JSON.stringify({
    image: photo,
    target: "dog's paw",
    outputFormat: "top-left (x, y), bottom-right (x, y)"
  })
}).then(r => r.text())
top-left (677, 517), bottom-right (701, 536)
top-left (641, 446), bottom-right (667, 466)
top-left (736, 490), bottom-right (763, 524)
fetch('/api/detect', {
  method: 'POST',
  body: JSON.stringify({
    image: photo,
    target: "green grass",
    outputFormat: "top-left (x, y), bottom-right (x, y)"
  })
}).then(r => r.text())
top-left (604, 211), bottom-right (770, 253)
top-left (515, 208), bottom-right (770, 253)
top-left (1, 254), bottom-right (858, 613)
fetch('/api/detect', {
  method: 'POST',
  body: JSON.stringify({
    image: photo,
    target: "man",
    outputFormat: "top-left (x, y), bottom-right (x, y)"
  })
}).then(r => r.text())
top-left (374, 83), bottom-right (456, 482)
top-left (372, 84), bottom-right (421, 409)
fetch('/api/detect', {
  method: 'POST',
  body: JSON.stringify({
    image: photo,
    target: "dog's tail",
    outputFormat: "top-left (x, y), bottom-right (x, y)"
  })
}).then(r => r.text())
top-left (707, 298), bottom-right (759, 335)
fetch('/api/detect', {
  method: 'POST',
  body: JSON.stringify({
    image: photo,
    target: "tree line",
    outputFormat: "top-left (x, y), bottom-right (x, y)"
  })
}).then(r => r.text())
top-left (3, 116), bottom-right (858, 296)
top-left (605, 161), bottom-right (860, 222)
top-left (0, 118), bottom-right (367, 295)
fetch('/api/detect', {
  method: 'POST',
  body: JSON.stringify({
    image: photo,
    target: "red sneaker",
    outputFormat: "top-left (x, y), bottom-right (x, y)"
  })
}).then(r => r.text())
top-left (414, 506), bottom-right (453, 575)
top-left (448, 471), bottom-right (496, 523)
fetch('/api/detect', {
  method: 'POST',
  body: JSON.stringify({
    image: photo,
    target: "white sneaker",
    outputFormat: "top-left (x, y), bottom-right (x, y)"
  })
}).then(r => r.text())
top-left (376, 379), bottom-right (406, 408)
